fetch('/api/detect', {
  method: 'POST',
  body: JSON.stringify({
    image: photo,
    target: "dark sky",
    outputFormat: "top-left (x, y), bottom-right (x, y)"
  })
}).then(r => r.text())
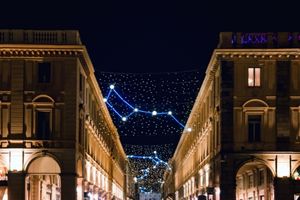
top-left (1, 1), bottom-right (295, 72)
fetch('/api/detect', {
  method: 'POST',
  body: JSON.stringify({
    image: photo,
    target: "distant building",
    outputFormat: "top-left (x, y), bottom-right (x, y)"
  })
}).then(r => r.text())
top-left (162, 32), bottom-right (300, 200)
top-left (0, 30), bottom-right (132, 200)
top-left (140, 192), bottom-right (161, 200)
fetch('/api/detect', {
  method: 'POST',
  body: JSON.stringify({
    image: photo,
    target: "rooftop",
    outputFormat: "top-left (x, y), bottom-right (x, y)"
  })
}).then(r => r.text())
top-left (219, 32), bottom-right (300, 49)
top-left (0, 29), bottom-right (81, 45)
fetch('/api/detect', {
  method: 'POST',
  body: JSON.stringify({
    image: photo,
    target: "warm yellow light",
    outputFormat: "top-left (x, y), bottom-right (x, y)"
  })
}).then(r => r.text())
top-left (2, 189), bottom-right (7, 200)
top-left (277, 156), bottom-right (290, 177)
top-left (10, 150), bottom-right (23, 172)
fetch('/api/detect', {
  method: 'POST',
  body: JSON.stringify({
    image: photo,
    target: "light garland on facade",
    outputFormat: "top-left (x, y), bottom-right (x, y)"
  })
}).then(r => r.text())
top-left (103, 85), bottom-right (192, 132)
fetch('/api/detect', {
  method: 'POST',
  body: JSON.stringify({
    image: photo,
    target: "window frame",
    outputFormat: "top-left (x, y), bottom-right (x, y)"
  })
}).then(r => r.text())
top-left (32, 98), bottom-right (54, 140)
top-left (247, 66), bottom-right (261, 87)
top-left (37, 62), bottom-right (52, 84)
top-left (247, 114), bottom-right (262, 143)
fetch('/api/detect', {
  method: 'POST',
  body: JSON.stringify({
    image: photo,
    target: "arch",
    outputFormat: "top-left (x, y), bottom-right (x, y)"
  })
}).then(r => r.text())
top-left (27, 155), bottom-right (61, 174)
top-left (235, 157), bottom-right (275, 177)
top-left (235, 159), bottom-right (275, 200)
top-left (243, 99), bottom-right (269, 108)
top-left (32, 94), bottom-right (55, 103)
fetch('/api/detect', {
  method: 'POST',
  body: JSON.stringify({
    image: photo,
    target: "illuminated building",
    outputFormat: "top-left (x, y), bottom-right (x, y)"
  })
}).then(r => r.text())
top-left (0, 30), bottom-right (132, 200)
top-left (163, 32), bottom-right (300, 200)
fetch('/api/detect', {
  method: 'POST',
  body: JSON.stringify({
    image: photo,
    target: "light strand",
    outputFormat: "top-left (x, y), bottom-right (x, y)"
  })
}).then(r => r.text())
top-left (103, 85), bottom-right (192, 132)
top-left (127, 151), bottom-right (171, 181)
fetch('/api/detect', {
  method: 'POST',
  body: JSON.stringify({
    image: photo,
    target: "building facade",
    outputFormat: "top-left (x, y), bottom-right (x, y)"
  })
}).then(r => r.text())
top-left (0, 30), bottom-right (131, 200)
top-left (163, 32), bottom-right (300, 200)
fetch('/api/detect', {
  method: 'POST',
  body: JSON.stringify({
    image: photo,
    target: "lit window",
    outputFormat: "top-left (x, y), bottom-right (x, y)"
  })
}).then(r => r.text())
top-left (248, 67), bottom-right (261, 87)
top-left (248, 115), bottom-right (261, 142)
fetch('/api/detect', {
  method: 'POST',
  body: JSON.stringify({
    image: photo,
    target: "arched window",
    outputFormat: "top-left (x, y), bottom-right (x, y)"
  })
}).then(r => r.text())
top-left (32, 95), bottom-right (54, 140)
top-left (243, 99), bottom-right (269, 143)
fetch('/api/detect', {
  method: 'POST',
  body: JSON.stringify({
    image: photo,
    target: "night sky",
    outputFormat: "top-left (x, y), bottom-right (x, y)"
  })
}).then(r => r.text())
top-left (0, 1), bottom-right (296, 192)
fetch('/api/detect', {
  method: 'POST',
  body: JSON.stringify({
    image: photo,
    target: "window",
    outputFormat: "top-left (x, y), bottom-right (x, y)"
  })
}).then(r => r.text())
top-left (248, 174), bottom-right (254, 188)
top-left (248, 115), bottom-right (261, 142)
top-left (36, 111), bottom-right (50, 139)
top-left (259, 170), bottom-right (264, 185)
top-left (38, 62), bottom-right (51, 83)
top-left (248, 67), bottom-right (261, 87)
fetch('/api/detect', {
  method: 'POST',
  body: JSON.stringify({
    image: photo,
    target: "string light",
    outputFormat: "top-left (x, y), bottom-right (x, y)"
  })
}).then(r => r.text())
top-left (127, 151), bottom-right (171, 181)
top-left (103, 85), bottom-right (192, 131)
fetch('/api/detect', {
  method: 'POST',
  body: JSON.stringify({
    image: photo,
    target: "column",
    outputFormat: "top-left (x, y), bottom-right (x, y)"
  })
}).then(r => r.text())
top-left (274, 177), bottom-right (293, 200)
top-left (61, 173), bottom-right (77, 200)
top-left (8, 172), bottom-right (25, 200)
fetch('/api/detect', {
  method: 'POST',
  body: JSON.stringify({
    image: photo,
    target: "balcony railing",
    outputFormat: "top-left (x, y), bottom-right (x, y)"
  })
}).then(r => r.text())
top-left (0, 30), bottom-right (82, 45)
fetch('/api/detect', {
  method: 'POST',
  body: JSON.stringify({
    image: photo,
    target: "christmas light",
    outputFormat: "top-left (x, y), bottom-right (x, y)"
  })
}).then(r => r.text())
top-left (103, 85), bottom-right (186, 128)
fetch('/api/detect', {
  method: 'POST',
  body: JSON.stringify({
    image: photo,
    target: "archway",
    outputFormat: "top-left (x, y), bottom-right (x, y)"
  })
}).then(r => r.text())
top-left (25, 156), bottom-right (61, 200)
top-left (236, 161), bottom-right (274, 200)
top-left (0, 164), bottom-right (8, 200)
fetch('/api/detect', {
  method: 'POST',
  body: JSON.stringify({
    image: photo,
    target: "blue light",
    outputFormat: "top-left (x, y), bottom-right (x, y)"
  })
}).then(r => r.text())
top-left (103, 85), bottom-right (187, 128)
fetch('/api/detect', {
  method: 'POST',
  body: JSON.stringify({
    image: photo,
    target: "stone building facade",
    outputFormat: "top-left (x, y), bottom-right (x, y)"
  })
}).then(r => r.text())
top-left (0, 30), bottom-right (131, 200)
top-left (163, 32), bottom-right (300, 200)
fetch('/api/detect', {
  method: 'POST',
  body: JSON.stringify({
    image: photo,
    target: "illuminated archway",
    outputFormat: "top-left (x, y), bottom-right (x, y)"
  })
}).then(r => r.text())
top-left (236, 160), bottom-right (274, 200)
top-left (25, 156), bottom-right (61, 200)
top-left (0, 164), bottom-right (8, 200)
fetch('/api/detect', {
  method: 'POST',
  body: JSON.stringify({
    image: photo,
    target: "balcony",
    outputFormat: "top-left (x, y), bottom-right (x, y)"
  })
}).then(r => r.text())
top-left (0, 29), bottom-right (82, 45)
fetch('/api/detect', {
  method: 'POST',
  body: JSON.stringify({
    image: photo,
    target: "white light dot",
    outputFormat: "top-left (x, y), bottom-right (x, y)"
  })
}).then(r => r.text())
top-left (152, 111), bottom-right (157, 116)
top-left (122, 117), bottom-right (127, 121)
top-left (187, 127), bottom-right (192, 132)
top-left (109, 85), bottom-right (115, 89)
top-left (154, 151), bottom-right (157, 154)
top-left (168, 111), bottom-right (172, 115)
top-left (134, 108), bottom-right (138, 112)
top-left (103, 98), bottom-right (107, 102)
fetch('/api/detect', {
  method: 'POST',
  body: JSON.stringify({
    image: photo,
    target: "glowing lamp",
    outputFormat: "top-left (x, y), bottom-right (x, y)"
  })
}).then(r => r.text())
top-left (187, 128), bottom-right (192, 132)
top-left (103, 98), bottom-right (107, 102)
top-left (168, 111), bottom-right (172, 115)
top-left (134, 108), bottom-right (138, 112)
top-left (152, 111), bottom-right (157, 116)
top-left (10, 150), bottom-right (23, 172)
top-left (109, 85), bottom-right (115, 89)
top-left (154, 151), bottom-right (157, 154)
top-left (122, 117), bottom-right (127, 121)
top-left (277, 156), bottom-right (290, 177)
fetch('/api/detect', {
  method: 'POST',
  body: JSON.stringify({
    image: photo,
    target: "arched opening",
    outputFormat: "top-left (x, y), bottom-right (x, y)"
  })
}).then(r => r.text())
top-left (0, 164), bottom-right (8, 200)
top-left (236, 161), bottom-right (274, 200)
top-left (25, 156), bottom-right (61, 200)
